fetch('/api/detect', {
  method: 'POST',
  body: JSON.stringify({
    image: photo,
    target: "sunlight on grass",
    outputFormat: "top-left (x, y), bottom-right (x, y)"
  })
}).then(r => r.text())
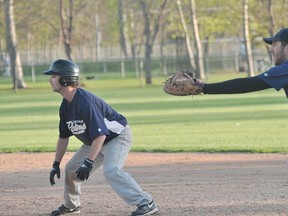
top-left (0, 76), bottom-right (288, 153)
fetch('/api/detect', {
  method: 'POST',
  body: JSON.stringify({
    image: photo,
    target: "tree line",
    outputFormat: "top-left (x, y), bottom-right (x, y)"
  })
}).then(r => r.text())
top-left (1, 0), bottom-right (287, 89)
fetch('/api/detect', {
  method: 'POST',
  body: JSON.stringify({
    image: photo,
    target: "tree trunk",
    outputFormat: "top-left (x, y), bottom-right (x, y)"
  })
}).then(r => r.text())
top-left (176, 0), bottom-right (205, 79)
top-left (140, 0), bottom-right (167, 85)
top-left (176, 0), bottom-right (196, 71)
top-left (3, 0), bottom-right (26, 89)
top-left (118, 0), bottom-right (127, 56)
top-left (59, 0), bottom-right (73, 60)
top-left (190, 0), bottom-right (205, 80)
top-left (141, 1), bottom-right (152, 84)
top-left (267, 0), bottom-right (274, 36)
top-left (267, 0), bottom-right (274, 62)
top-left (243, 0), bottom-right (255, 77)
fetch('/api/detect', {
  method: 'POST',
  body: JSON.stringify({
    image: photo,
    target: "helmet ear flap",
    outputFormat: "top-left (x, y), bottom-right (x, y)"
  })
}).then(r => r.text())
top-left (59, 77), bottom-right (68, 86)
top-left (59, 77), bottom-right (78, 86)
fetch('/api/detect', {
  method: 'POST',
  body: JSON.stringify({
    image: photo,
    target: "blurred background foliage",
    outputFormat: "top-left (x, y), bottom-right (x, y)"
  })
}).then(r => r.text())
top-left (0, 0), bottom-right (287, 86)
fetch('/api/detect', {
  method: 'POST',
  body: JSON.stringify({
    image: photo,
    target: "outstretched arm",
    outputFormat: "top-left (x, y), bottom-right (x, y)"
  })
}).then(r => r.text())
top-left (203, 76), bottom-right (271, 94)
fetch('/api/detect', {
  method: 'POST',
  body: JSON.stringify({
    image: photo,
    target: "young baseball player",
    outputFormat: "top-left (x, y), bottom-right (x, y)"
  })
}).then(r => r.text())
top-left (45, 59), bottom-right (158, 216)
top-left (164, 27), bottom-right (288, 98)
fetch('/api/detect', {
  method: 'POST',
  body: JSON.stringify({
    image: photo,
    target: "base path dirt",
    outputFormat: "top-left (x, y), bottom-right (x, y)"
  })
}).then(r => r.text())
top-left (0, 152), bottom-right (287, 216)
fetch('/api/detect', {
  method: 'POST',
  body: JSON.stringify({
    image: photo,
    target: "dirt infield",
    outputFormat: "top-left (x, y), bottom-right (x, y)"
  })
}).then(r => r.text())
top-left (0, 152), bottom-right (287, 216)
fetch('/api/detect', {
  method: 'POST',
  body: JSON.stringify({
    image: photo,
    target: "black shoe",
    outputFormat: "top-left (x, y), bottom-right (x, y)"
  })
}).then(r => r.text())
top-left (50, 204), bottom-right (80, 216)
top-left (131, 201), bottom-right (159, 216)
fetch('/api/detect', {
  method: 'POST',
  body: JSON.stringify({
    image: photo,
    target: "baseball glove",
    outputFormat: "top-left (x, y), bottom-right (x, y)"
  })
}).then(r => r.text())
top-left (163, 71), bottom-right (204, 96)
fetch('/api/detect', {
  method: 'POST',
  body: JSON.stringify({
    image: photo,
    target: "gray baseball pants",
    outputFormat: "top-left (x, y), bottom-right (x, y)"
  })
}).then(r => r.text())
top-left (63, 125), bottom-right (152, 209)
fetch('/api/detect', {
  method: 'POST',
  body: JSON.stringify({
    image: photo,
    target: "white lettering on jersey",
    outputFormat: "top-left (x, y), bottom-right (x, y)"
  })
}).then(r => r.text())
top-left (66, 120), bottom-right (86, 135)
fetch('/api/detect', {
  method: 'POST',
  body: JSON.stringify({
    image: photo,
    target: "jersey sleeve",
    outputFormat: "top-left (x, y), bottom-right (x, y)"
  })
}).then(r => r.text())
top-left (257, 63), bottom-right (288, 91)
top-left (59, 104), bottom-right (73, 138)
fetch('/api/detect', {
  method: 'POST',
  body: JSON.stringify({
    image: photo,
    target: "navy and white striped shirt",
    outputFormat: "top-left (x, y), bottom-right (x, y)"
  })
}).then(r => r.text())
top-left (59, 88), bottom-right (127, 145)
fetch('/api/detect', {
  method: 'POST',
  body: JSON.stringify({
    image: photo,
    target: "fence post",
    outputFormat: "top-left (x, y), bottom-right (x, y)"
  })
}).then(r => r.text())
top-left (121, 56), bottom-right (125, 78)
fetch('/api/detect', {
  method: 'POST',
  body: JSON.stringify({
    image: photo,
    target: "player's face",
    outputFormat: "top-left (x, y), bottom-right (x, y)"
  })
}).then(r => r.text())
top-left (49, 75), bottom-right (63, 92)
top-left (271, 41), bottom-right (287, 65)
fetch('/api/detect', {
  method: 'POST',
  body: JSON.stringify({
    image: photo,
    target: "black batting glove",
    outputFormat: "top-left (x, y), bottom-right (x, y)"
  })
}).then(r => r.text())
top-left (50, 161), bottom-right (60, 186)
top-left (76, 158), bottom-right (93, 181)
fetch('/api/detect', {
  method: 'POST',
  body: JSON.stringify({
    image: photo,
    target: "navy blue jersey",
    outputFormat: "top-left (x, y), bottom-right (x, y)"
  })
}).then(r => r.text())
top-left (59, 88), bottom-right (127, 145)
top-left (258, 60), bottom-right (288, 96)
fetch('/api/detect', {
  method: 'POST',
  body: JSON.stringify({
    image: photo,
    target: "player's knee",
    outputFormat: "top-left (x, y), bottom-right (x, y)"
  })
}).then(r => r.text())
top-left (103, 167), bottom-right (122, 180)
top-left (65, 162), bottom-right (77, 176)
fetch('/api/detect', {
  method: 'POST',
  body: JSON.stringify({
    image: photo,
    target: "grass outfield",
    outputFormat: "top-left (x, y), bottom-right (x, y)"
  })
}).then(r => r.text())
top-left (0, 74), bottom-right (288, 153)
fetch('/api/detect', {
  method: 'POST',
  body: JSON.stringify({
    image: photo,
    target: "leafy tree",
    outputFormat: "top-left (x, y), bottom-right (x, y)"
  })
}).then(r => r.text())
top-left (1, 0), bottom-right (288, 78)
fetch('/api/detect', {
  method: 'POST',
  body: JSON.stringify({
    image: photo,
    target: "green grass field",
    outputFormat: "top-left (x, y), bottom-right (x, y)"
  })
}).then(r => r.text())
top-left (1, 73), bottom-right (288, 153)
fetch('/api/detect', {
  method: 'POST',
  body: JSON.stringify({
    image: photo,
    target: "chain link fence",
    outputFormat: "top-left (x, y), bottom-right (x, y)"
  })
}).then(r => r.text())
top-left (0, 38), bottom-right (272, 80)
